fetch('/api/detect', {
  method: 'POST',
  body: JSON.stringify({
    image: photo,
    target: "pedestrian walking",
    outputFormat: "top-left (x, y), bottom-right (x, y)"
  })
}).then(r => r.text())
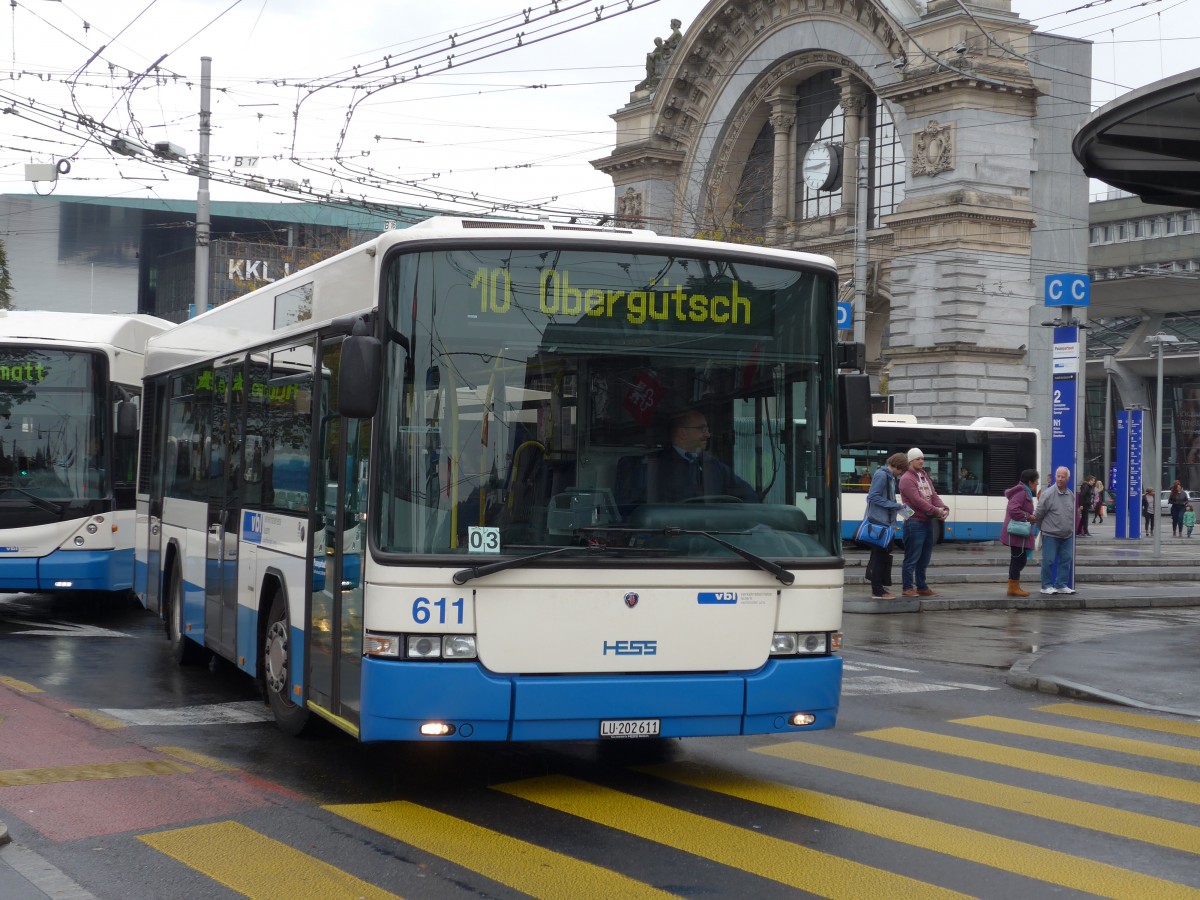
top-left (1186, 503), bottom-right (1196, 538)
top-left (1034, 466), bottom-right (1076, 595)
top-left (1001, 468), bottom-right (1039, 597)
top-left (1076, 475), bottom-right (1094, 536)
top-left (1169, 480), bottom-right (1187, 537)
top-left (864, 452), bottom-right (909, 600)
top-left (1092, 480), bottom-right (1106, 525)
top-left (898, 447), bottom-right (950, 597)
top-left (1142, 487), bottom-right (1156, 535)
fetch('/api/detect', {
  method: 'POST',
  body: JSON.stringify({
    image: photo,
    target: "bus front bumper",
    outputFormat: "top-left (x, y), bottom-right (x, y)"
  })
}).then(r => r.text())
top-left (358, 655), bottom-right (842, 742)
top-left (0, 548), bottom-right (133, 592)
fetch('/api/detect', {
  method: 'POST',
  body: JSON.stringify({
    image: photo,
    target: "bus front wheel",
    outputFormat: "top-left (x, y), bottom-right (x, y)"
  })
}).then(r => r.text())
top-left (263, 593), bottom-right (312, 736)
top-left (166, 560), bottom-right (205, 666)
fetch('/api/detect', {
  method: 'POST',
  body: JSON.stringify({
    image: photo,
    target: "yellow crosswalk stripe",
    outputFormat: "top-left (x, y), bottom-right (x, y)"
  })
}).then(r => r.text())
top-left (755, 742), bottom-right (1200, 855)
top-left (862, 727), bottom-right (1200, 806)
top-left (140, 821), bottom-right (399, 899)
top-left (0, 675), bottom-right (43, 693)
top-left (155, 745), bottom-right (238, 772)
top-left (952, 716), bottom-right (1200, 767)
top-left (1037, 703), bottom-right (1200, 739)
top-left (0, 759), bottom-right (190, 787)
top-left (68, 708), bottom-right (125, 730)
top-left (326, 800), bottom-right (675, 900)
top-left (495, 774), bottom-right (971, 900)
top-left (643, 760), bottom-right (1200, 900)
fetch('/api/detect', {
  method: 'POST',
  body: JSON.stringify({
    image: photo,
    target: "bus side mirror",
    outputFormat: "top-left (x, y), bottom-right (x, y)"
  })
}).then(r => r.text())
top-left (116, 400), bottom-right (138, 437)
top-left (838, 373), bottom-right (871, 445)
top-left (339, 334), bottom-right (382, 419)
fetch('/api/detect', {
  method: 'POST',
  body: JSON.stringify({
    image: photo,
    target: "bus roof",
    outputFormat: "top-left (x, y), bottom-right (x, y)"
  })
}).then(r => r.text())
top-left (0, 310), bottom-right (172, 352)
top-left (143, 216), bottom-right (839, 377)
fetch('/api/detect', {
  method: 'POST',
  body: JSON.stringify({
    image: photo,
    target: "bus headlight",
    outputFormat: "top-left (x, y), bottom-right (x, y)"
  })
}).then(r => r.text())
top-left (367, 632), bottom-right (479, 660)
top-left (771, 632), bottom-right (833, 656)
top-left (770, 633), bottom-right (798, 655)
top-left (442, 635), bottom-right (477, 659)
top-left (407, 635), bottom-right (441, 659)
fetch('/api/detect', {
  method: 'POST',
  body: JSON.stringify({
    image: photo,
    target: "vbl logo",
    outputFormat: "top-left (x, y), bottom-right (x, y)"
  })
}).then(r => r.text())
top-left (603, 639), bottom-right (658, 656)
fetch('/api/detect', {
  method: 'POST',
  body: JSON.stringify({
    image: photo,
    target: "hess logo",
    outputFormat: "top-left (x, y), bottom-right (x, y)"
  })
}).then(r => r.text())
top-left (603, 640), bottom-right (657, 656)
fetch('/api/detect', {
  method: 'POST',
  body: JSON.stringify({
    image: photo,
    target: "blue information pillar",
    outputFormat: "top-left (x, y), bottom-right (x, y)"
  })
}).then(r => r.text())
top-left (1050, 325), bottom-right (1079, 488)
top-left (1115, 412), bottom-right (1128, 538)
top-left (1113, 409), bottom-right (1144, 539)
top-left (1129, 409), bottom-right (1143, 538)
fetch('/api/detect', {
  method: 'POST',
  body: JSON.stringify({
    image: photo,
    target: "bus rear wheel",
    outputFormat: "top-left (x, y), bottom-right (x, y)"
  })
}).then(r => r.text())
top-left (166, 559), bottom-right (205, 665)
top-left (263, 593), bottom-right (312, 736)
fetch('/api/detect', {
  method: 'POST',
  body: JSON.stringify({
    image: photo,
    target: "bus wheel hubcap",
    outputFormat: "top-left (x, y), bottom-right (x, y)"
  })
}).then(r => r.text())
top-left (265, 621), bottom-right (288, 693)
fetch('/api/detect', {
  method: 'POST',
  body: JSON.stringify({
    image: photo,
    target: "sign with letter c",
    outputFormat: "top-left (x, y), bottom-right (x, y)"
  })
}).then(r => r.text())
top-left (1044, 273), bottom-right (1090, 308)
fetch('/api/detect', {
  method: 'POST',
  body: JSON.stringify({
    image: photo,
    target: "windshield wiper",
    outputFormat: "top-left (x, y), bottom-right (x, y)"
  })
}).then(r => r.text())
top-left (453, 543), bottom-right (636, 585)
top-left (574, 525), bottom-right (795, 586)
top-left (0, 484), bottom-right (65, 516)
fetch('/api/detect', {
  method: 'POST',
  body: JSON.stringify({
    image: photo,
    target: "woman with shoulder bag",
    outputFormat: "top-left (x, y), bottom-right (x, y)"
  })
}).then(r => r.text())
top-left (1169, 480), bottom-right (1187, 537)
top-left (1001, 468), bottom-right (1040, 597)
top-left (864, 453), bottom-right (910, 600)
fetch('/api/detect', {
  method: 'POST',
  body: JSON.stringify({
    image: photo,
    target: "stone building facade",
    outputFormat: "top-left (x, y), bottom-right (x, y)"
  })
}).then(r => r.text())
top-left (593, 0), bottom-right (1092, 430)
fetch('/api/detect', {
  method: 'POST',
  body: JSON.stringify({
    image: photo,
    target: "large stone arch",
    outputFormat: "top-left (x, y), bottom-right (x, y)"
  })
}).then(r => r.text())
top-left (595, 0), bottom-right (1091, 431)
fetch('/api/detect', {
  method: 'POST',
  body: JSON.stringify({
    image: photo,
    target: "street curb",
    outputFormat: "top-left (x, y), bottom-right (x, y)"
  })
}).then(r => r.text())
top-left (846, 593), bottom-right (1200, 613)
top-left (1006, 651), bottom-right (1200, 718)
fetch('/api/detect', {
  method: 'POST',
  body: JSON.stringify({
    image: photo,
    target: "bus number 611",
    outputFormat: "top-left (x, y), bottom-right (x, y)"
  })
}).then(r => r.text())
top-left (412, 596), bottom-right (465, 625)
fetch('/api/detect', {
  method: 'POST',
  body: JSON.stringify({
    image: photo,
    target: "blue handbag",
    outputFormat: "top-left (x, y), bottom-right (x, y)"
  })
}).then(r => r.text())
top-left (854, 517), bottom-right (893, 549)
top-left (1007, 519), bottom-right (1033, 537)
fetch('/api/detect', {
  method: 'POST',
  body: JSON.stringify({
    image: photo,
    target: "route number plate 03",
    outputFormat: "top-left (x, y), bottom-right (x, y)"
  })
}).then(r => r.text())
top-left (599, 718), bottom-right (660, 739)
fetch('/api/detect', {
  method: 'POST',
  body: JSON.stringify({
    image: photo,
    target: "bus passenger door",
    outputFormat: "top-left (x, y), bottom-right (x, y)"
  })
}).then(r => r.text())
top-left (140, 381), bottom-right (167, 614)
top-left (204, 363), bottom-right (241, 657)
top-left (308, 339), bottom-right (367, 732)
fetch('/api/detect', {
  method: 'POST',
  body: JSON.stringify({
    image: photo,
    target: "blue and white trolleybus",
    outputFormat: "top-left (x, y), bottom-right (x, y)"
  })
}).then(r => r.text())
top-left (0, 310), bottom-right (170, 596)
top-left (135, 218), bottom-right (863, 742)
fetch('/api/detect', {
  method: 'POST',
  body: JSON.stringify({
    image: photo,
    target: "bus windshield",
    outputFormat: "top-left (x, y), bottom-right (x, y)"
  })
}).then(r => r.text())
top-left (0, 347), bottom-right (107, 505)
top-left (375, 246), bottom-right (838, 562)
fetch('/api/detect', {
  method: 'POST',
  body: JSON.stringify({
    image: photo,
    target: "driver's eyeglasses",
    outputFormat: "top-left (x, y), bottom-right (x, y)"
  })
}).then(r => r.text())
top-left (680, 425), bottom-right (710, 433)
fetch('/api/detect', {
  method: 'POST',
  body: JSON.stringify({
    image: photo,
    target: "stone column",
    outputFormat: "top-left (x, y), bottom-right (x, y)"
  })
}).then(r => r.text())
top-left (768, 96), bottom-right (796, 241)
top-left (835, 75), bottom-right (867, 216)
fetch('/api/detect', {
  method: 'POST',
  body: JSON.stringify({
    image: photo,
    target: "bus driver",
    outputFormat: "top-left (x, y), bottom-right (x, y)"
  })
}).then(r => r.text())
top-left (616, 408), bottom-right (758, 510)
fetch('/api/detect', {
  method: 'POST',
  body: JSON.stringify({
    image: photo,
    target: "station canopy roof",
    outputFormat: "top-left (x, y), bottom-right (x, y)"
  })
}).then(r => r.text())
top-left (1073, 67), bottom-right (1200, 207)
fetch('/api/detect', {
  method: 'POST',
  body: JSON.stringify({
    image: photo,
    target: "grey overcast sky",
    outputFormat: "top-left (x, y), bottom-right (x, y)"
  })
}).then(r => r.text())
top-left (2, 0), bottom-right (1197, 218)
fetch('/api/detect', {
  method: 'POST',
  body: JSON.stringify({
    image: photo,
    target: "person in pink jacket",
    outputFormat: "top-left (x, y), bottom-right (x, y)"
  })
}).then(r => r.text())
top-left (1000, 468), bottom-right (1040, 597)
top-left (898, 447), bottom-right (950, 597)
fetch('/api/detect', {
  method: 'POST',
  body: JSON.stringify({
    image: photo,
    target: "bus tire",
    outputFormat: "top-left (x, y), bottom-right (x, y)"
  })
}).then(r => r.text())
top-left (263, 592), bottom-right (312, 736)
top-left (166, 559), bottom-right (205, 665)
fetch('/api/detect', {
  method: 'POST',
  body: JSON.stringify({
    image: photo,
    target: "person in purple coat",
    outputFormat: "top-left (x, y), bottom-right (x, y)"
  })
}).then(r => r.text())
top-left (1001, 468), bottom-right (1040, 597)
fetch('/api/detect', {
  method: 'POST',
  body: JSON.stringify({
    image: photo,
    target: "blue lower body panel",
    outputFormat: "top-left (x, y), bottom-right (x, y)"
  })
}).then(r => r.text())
top-left (0, 548), bottom-right (133, 593)
top-left (358, 655), bottom-right (842, 742)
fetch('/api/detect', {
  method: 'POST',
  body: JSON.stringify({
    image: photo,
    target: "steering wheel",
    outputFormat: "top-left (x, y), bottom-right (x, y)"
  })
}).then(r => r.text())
top-left (680, 494), bottom-right (744, 503)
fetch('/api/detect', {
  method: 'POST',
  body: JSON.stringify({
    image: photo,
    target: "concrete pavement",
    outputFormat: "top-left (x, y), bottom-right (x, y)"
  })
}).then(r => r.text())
top-left (844, 515), bottom-right (1200, 717)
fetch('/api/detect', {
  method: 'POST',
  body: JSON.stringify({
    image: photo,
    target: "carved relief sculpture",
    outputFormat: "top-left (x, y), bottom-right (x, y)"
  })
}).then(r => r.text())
top-left (912, 120), bottom-right (954, 177)
top-left (616, 188), bottom-right (645, 227)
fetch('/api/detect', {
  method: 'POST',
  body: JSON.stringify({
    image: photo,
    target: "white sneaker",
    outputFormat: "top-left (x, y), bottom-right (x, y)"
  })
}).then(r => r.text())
top-left (1056, 586), bottom-right (1076, 595)
top-left (1039, 587), bottom-right (1057, 595)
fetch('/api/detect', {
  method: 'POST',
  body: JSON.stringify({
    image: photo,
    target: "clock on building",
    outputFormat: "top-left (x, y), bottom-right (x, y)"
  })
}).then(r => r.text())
top-left (802, 142), bottom-right (842, 192)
